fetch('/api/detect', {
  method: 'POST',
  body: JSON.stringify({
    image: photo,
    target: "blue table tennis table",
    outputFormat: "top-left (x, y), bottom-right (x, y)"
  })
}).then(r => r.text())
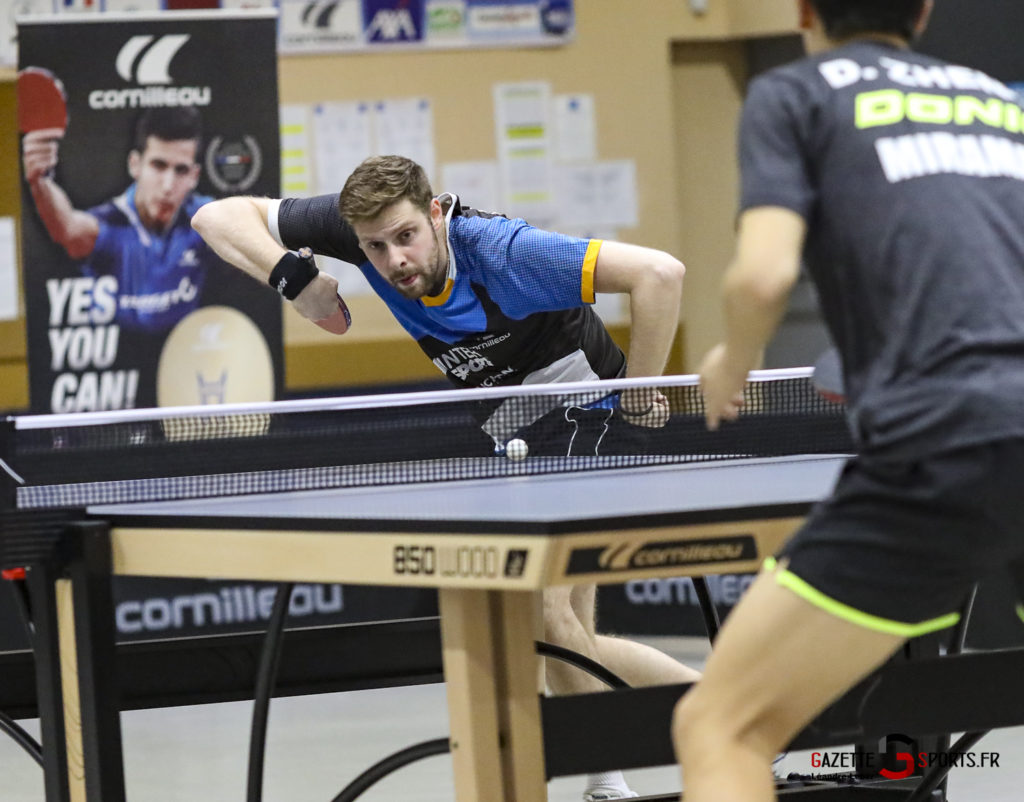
top-left (37, 454), bottom-right (845, 802)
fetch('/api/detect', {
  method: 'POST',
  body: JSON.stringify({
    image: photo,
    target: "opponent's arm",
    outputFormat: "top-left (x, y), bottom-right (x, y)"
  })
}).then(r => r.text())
top-left (699, 206), bottom-right (805, 430)
top-left (22, 128), bottom-right (98, 260)
top-left (191, 196), bottom-right (340, 322)
top-left (592, 240), bottom-right (686, 424)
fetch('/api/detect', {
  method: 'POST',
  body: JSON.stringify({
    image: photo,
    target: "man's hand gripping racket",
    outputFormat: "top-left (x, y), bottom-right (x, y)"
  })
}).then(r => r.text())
top-left (289, 248), bottom-right (352, 335)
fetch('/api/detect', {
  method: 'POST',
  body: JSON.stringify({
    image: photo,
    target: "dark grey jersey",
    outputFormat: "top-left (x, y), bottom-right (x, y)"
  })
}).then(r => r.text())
top-left (741, 40), bottom-right (1024, 457)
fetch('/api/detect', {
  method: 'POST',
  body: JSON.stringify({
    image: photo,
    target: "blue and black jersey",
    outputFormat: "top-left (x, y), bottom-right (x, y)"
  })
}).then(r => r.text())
top-left (268, 193), bottom-right (626, 390)
top-left (84, 186), bottom-right (217, 333)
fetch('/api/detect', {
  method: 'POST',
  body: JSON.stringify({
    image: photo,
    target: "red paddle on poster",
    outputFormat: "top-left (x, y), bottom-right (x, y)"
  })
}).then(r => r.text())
top-left (17, 67), bottom-right (68, 134)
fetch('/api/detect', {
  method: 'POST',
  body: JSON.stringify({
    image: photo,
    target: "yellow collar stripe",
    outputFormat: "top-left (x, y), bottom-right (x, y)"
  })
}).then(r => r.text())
top-left (421, 277), bottom-right (454, 307)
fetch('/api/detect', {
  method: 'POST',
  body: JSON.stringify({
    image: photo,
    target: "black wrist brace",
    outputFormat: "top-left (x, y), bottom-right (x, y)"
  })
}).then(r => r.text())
top-left (268, 247), bottom-right (319, 301)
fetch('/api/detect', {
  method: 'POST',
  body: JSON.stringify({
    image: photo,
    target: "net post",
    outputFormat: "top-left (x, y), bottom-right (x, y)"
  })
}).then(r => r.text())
top-left (0, 417), bottom-right (17, 511)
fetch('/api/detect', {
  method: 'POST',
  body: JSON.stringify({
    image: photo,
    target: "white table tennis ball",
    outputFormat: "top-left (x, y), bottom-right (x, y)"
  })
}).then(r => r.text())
top-left (505, 438), bottom-right (529, 461)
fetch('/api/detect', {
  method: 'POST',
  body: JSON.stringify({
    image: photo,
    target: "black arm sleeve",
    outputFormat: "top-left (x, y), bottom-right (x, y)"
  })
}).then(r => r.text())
top-left (276, 194), bottom-right (367, 264)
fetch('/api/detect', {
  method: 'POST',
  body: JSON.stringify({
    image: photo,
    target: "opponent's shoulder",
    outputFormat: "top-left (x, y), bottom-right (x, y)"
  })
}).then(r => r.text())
top-left (747, 51), bottom-right (829, 109)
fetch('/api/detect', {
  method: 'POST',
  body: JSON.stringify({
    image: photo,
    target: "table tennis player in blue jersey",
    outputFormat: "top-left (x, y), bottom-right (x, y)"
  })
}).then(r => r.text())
top-left (21, 106), bottom-right (216, 332)
top-left (193, 154), bottom-right (700, 802)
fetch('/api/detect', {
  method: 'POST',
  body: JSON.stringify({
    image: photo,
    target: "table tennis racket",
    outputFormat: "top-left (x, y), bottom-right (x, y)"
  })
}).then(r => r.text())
top-left (17, 67), bottom-right (68, 134)
top-left (812, 347), bottom-right (845, 403)
top-left (314, 294), bottom-right (352, 335)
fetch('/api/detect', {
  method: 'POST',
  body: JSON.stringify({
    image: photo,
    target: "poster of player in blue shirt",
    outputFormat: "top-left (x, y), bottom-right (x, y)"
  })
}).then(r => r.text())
top-left (18, 11), bottom-right (283, 413)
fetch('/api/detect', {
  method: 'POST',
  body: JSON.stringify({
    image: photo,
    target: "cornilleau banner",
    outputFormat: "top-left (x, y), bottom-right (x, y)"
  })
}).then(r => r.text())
top-left (18, 11), bottom-right (283, 412)
top-left (0, 576), bottom-right (439, 650)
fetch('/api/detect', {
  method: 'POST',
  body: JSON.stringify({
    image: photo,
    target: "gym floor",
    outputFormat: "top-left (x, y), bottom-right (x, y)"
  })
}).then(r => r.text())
top-left (2, 636), bottom-right (1022, 801)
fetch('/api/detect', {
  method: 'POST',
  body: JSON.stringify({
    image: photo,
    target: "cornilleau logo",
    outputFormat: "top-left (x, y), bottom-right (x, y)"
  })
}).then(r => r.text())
top-left (116, 34), bottom-right (190, 84)
top-left (89, 34), bottom-right (211, 110)
top-left (302, 1), bottom-right (342, 28)
top-left (566, 535), bottom-right (758, 575)
top-left (598, 542), bottom-right (636, 571)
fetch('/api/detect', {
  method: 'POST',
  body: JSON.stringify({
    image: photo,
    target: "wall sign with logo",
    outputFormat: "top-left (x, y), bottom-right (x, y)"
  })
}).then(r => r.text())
top-left (17, 11), bottom-right (283, 412)
top-left (6, 2), bottom-right (574, 65)
top-left (279, 0), bottom-right (574, 54)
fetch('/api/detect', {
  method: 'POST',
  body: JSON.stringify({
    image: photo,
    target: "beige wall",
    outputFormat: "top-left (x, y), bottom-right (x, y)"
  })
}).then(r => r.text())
top-left (0, 1), bottom-right (799, 409)
top-left (730, 0), bottom-right (799, 37)
top-left (0, 78), bottom-right (29, 411)
top-left (670, 39), bottom-right (748, 370)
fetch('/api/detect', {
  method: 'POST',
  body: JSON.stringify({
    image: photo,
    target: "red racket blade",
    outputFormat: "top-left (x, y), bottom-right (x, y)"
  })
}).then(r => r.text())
top-left (17, 67), bottom-right (69, 134)
top-left (314, 295), bottom-right (352, 335)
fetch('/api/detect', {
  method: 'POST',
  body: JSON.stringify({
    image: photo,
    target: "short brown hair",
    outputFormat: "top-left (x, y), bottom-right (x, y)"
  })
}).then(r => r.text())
top-left (338, 155), bottom-right (433, 224)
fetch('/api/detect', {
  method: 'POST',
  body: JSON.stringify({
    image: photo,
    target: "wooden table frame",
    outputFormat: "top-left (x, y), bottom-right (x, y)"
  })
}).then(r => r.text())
top-left (39, 508), bottom-right (803, 802)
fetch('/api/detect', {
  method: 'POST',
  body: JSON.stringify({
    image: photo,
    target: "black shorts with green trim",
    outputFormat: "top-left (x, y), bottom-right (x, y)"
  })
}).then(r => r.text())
top-left (775, 439), bottom-right (1024, 637)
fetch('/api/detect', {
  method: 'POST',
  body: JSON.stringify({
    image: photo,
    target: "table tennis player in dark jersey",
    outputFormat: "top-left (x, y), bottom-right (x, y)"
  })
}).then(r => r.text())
top-left (674, 2), bottom-right (1024, 799)
top-left (193, 154), bottom-right (698, 801)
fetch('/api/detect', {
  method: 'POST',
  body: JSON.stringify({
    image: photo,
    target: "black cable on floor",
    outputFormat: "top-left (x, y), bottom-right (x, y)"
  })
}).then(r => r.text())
top-left (691, 576), bottom-right (721, 643)
top-left (245, 582), bottom-right (294, 802)
top-left (330, 738), bottom-right (450, 802)
top-left (328, 640), bottom-right (628, 801)
top-left (0, 709), bottom-right (43, 768)
top-left (535, 640), bottom-right (630, 688)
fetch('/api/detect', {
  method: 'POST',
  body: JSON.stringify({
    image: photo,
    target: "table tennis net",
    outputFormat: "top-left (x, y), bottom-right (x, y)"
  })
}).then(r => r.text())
top-left (2, 369), bottom-right (852, 511)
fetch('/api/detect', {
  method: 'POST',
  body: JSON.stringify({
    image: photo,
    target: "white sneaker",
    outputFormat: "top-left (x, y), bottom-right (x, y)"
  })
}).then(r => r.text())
top-left (583, 789), bottom-right (640, 801)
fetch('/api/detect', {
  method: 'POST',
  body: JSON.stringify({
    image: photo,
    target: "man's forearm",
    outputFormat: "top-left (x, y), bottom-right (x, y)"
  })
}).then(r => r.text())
top-left (624, 265), bottom-right (684, 378)
top-left (719, 207), bottom-right (805, 366)
top-left (191, 196), bottom-right (286, 281)
top-left (721, 260), bottom-right (795, 367)
top-left (192, 196), bottom-right (345, 323)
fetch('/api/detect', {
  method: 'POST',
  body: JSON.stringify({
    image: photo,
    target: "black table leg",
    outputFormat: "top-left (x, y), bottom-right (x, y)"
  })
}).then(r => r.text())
top-left (67, 521), bottom-right (126, 802)
top-left (25, 563), bottom-right (71, 802)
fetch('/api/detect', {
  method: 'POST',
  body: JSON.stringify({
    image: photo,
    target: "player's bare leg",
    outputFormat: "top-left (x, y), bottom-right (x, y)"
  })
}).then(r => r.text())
top-left (595, 636), bottom-right (702, 685)
top-left (673, 564), bottom-right (905, 802)
top-left (544, 583), bottom-right (700, 691)
top-left (544, 583), bottom-right (700, 800)
top-left (543, 584), bottom-right (606, 694)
